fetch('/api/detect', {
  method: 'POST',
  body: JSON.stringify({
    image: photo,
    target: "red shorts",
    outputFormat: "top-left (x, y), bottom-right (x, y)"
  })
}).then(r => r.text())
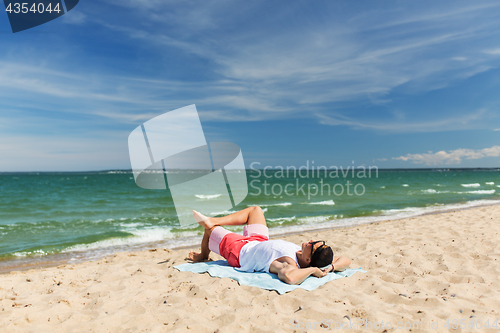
top-left (219, 233), bottom-right (268, 267)
top-left (209, 224), bottom-right (269, 268)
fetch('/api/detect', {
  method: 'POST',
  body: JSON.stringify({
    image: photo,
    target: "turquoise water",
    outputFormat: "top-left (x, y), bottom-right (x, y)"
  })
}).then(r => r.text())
top-left (0, 169), bottom-right (499, 268)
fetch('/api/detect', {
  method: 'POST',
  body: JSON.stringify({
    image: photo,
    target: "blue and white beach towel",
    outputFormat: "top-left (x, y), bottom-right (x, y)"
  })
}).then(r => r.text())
top-left (174, 260), bottom-right (365, 294)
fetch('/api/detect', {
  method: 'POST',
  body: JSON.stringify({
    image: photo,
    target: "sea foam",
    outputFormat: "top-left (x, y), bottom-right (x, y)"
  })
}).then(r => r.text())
top-left (307, 200), bottom-right (335, 205)
top-left (462, 190), bottom-right (495, 194)
top-left (253, 203), bottom-right (292, 207)
top-left (421, 189), bottom-right (450, 194)
top-left (12, 249), bottom-right (48, 257)
top-left (267, 216), bottom-right (296, 224)
top-left (61, 226), bottom-right (198, 254)
top-left (195, 194), bottom-right (222, 199)
top-left (297, 215), bottom-right (332, 224)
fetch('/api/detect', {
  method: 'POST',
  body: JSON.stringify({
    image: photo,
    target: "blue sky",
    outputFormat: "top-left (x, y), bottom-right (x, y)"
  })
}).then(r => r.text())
top-left (1, 0), bottom-right (500, 171)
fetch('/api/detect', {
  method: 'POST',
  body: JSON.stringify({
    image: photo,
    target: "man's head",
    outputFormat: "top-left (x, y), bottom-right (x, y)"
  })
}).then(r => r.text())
top-left (308, 240), bottom-right (334, 268)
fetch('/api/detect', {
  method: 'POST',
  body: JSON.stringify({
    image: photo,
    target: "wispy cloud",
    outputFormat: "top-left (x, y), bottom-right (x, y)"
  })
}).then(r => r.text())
top-left (3, 1), bottom-right (500, 131)
top-left (0, 61), bottom-right (198, 122)
top-left (62, 11), bottom-right (87, 25)
top-left (84, 1), bottom-right (500, 131)
top-left (484, 48), bottom-right (500, 55)
top-left (393, 145), bottom-right (500, 165)
top-left (316, 108), bottom-right (488, 133)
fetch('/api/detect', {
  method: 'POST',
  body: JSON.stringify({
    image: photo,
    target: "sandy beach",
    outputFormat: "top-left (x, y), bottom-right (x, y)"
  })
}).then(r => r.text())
top-left (1, 204), bottom-right (499, 332)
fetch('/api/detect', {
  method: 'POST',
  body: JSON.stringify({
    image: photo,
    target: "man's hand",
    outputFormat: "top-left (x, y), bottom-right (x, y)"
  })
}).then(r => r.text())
top-left (311, 266), bottom-right (331, 278)
top-left (188, 251), bottom-right (208, 262)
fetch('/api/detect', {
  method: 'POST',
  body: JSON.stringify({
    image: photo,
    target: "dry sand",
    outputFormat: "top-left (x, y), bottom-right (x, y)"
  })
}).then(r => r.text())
top-left (1, 204), bottom-right (499, 332)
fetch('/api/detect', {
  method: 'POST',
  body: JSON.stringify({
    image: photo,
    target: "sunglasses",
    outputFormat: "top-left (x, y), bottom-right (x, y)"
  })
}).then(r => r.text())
top-left (309, 240), bottom-right (326, 257)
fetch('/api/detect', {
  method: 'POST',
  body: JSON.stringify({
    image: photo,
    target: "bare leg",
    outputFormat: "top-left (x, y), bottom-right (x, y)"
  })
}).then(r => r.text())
top-left (189, 206), bottom-right (266, 262)
top-left (192, 210), bottom-right (215, 228)
top-left (196, 206), bottom-right (266, 227)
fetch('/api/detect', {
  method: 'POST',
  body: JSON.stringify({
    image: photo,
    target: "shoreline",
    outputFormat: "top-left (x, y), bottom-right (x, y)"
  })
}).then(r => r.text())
top-left (2, 198), bottom-right (499, 275)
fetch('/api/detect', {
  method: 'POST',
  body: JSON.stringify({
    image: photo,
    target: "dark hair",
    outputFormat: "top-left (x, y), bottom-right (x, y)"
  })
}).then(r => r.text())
top-left (310, 245), bottom-right (334, 268)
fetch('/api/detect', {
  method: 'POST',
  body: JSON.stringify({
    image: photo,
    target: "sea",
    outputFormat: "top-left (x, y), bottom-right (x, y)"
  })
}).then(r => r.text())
top-left (1, 168), bottom-right (499, 272)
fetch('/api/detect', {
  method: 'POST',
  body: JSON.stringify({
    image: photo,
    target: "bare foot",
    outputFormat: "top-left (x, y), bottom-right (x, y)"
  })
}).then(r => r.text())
top-left (189, 251), bottom-right (208, 262)
top-left (192, 210), bottom-right (213, 229)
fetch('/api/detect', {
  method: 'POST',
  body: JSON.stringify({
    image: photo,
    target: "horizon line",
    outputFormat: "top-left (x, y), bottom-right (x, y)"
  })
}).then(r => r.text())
top-left (1, 167), bottom-right (500, 174)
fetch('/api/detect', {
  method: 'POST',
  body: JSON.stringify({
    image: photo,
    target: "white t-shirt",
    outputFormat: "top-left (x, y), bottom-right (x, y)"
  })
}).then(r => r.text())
top-left (236, 240), bottom-right (301, 273)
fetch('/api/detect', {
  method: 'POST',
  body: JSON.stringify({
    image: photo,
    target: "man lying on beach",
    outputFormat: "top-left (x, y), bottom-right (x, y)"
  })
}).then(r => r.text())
top-left (189, 206), bottom-right (351, 285)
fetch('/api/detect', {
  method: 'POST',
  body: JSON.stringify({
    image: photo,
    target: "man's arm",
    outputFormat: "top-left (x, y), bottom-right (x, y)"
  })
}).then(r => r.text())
top-left (188, 228), bottom-right (212, 262)
top-left (270, 260), bottom-right (330, 285)
top-left (332, 256), bottom-right (351, 271)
